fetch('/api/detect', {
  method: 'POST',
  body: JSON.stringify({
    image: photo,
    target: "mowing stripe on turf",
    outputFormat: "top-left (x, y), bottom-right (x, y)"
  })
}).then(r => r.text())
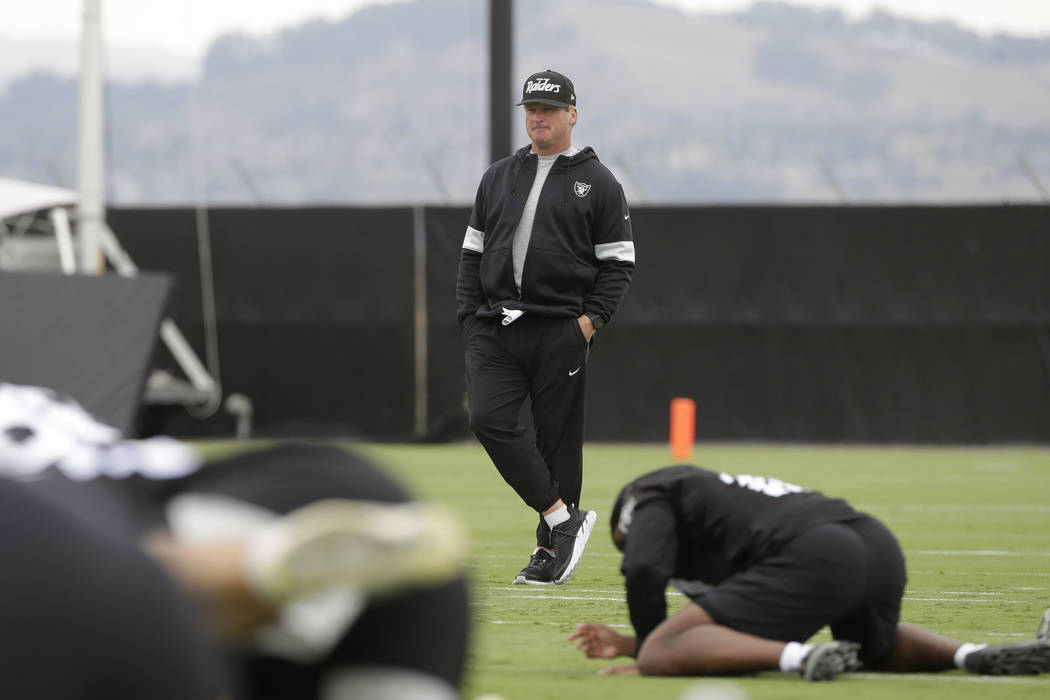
top-left (849, 673), bottom-right (1050, 686)
top-left (911, 570), bottom-right (1050, 577)
top-left (912, 550), bottom-right (1050, 556)
top-left (474, 586), bottom-right (1040, 605)
top-left (856, 504), bottom-right (1050, 513)
top-left (469, 550), bottom-right (1049, 558)
top-left (470, 666), bottom-right (1050, 685)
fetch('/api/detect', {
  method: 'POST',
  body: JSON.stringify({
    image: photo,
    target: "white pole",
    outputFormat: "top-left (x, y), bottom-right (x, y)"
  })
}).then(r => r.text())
top-left (48, 207), bottom-right (77, 274)
top-left (77, 0), bottom-right (105, 274)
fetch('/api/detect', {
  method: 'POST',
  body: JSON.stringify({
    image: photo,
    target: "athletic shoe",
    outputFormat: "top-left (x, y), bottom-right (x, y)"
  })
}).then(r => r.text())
top-left (550, 507), bottom-right (597, 585)
top-left (799, 641), bottom-right (860, 681)
top-left (1036, 608), bottom-right (1050, 643)
top-left (963, 640), bottom-right (1050, 675)
top-left (512, 547), bottom-right (556, 585)
top-left (245, 499), bottom-right (468, 604)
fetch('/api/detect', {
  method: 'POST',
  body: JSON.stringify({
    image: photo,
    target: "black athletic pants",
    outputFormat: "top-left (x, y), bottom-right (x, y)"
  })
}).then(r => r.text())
top-left (462, 313), bottom-right (590, 547)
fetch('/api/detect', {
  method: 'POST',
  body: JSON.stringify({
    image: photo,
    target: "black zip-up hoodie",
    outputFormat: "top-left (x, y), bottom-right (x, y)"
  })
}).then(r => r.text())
top-left (456, 144), bottom-right (635, 325)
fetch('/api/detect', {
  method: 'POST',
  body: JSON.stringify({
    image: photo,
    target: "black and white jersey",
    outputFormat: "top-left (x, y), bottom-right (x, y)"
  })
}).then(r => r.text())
top-left (0, 383), bottom-right (200, 482)
top-left (0, 383), bottom-right (414, 537)
top-left (617, 465), bottom-right (862, 648)
top-left (0, 383), bottom-right (203, 537)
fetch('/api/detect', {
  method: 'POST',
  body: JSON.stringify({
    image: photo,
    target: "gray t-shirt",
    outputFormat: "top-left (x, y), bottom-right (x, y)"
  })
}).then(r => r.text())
top-left (512, 146), bottom-right (580, 293)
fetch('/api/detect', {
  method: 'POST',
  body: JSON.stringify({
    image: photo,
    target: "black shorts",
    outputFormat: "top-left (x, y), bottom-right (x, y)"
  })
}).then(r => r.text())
top-left (695, 515), bottom-right (905, 663)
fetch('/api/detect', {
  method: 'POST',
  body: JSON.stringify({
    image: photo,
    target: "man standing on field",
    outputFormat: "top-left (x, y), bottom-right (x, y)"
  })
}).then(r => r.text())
top-left (456, 69), bottom-right (635, 585)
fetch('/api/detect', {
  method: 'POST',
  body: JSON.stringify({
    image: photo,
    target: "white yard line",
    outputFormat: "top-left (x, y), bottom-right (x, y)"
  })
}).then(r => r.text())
top-left (491, 594), bottom-right (627, 601)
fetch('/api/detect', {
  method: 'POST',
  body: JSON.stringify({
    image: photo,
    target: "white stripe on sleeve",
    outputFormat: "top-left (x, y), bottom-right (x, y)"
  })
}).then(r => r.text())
top-left (462, 226), bottom-right (484, 253)
top-left (595, 240), bottom-right (635, 263)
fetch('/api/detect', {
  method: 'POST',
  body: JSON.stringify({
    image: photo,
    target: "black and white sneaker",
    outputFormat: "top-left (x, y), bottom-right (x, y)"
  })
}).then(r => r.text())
top-left (512, 547), bottom-right (556, 585)
top-left (799, 641), bottom-right (860, 681)
top-left (963, 641), bottom-right (1050, 675)
top-left (550, 508), bottom-right (596, 585)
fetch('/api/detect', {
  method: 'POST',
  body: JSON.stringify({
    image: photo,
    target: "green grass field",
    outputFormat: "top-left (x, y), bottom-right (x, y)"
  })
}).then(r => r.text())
top-left (208, 440), bottom-right (1050, 699)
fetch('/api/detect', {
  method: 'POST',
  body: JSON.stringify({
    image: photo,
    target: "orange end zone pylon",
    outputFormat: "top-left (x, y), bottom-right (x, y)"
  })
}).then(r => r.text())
top-left (670, 397), bottom-right (696, 461)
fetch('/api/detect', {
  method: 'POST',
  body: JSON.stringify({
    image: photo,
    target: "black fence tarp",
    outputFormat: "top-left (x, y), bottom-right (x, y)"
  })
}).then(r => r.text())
top-left (425, 206), bottom-right (473, 440)
top-left (106, 204), bottom-right (1050, 443)
top-left (593, 205), bottom-right (1050, 442)
top-left (110, 207), bottom-right (415, 437)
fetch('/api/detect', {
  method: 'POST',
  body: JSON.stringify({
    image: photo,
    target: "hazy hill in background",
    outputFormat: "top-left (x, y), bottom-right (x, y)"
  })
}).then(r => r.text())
top-left (2, 0), bottom-right (1049, 205)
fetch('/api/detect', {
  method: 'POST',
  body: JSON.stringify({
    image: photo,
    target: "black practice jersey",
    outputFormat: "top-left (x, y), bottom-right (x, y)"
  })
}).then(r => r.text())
top-left (617, 465), bottom-right (863, 650)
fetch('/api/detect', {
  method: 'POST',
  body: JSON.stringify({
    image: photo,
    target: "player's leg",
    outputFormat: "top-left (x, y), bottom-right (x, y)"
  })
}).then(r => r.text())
top-left (465, 317), bottom-right (576, 583)
top-left (874, 623), bottom-right (1050, 675)
top-left (463, 317), bottom-right (561, 513)
top-left (636, 603), bottom-right (784, 675)
top-left (526, 317), bottom-right (594, 584)
top-left (871, 623), bottom-right (962, 671)
top-left (636, 603), bottom-right (859, 681)
top-left (644, 522), bottom-right (869, 679)
top-left (528, 317), bottom-right (589, 512)
top-left (828, 515), bottom-right (1050, 676)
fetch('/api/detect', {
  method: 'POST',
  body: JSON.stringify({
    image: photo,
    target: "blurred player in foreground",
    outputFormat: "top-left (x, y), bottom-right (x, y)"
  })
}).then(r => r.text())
top-left (0, 477), bottom-right (222, 699)
top-left (0, 382), bottom-right (470, 700)
top-left (569, 465), bottom-right (1050, 681)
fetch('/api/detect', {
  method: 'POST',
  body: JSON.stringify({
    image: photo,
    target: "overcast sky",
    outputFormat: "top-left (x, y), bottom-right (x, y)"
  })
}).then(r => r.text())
top-left (2, 0), bottom-right (1048, 85)
top-left (5, 0), bottom-right (1050, 55)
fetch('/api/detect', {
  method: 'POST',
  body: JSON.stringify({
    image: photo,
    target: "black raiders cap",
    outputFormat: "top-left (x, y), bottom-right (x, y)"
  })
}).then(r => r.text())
top-left (516, 69), bottom-right (576, 108)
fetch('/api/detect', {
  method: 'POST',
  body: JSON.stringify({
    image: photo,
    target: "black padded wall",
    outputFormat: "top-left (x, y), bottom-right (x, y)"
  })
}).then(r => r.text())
top-left (109, 207), bottom-right (415, 438)
top-left (108, 204), bottom-right (1050, 443)
top-left (588, 205), bottom-right (1050, 442)
top-left (424, 206), bottom-right (473, 440)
